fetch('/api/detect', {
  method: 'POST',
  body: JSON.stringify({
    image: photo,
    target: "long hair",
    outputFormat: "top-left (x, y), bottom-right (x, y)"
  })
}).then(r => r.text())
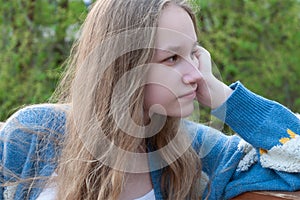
top-left (53, 0), bottom-right (202, 199)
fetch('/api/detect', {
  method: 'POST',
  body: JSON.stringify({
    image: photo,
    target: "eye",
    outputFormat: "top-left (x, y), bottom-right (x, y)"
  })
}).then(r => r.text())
top-left (162, 55), bottom-right (179, 66)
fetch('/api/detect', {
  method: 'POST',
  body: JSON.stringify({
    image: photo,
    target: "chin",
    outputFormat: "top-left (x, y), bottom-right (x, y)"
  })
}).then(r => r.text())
top-left (170, 104), bottom-right (194, 118)
top-left (180, 111), bottom-right (194, 118)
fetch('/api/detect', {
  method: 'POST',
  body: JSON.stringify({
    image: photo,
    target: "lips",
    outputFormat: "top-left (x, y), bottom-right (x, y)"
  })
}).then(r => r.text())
top-left (178, 90), bottom-right (196, 99)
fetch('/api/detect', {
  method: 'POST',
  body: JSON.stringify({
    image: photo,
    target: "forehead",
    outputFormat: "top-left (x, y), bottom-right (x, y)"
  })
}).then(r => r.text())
top-left (154, 3), bottom-right (197, 50)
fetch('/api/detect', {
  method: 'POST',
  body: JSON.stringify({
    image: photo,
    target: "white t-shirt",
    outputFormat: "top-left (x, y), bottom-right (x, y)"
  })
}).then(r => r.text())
top-left (36, 173), bottom-right (57, 200)
top-left (37, 188), bottom-right (155, 200)
top-left (36, 173), bottom-right (156, 200)
top-left (133, 189), bottom-right (155, 200)
top-left (36, 186), bottom-right (57, 200)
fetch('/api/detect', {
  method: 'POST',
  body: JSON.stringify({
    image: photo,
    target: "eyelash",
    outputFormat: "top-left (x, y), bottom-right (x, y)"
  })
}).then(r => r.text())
top-left (163, 55), bottom-right (179, 64)
top-left (162, 49), bottom-right (198, 66)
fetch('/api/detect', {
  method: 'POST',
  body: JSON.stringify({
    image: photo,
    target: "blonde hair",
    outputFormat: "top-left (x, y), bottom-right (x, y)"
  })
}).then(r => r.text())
top-left (54, 0), bottom-right (202, 199)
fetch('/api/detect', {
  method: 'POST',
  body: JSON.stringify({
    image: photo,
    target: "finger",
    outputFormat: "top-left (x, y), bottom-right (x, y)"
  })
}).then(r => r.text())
top-left (197, 46), bottom-right (211, 60)
top-left (197, 47), bottom-right (212, 72)
top-left (195, 46), bottom-right (201, 59)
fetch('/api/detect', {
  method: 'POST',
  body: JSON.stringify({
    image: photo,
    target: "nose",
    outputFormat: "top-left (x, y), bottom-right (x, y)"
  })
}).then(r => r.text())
top-left (181, 59), bottom-right (202, 85)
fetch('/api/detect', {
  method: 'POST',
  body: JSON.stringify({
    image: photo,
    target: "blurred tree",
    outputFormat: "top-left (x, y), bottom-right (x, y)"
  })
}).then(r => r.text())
top-left (189, 0), bottom-right (300, 131)
top-left (0, 0), bottom-right (87, 121)
top-left (0, 0), bottom-right (299, 126)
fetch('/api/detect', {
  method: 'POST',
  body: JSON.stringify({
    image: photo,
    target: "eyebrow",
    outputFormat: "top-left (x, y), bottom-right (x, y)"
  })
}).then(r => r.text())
top-left (159, 41), bottom-right (199, 53)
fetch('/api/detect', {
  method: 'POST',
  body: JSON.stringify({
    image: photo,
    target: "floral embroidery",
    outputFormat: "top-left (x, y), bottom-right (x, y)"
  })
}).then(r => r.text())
top-left (259, 129), bottom-right (298, 156)
top-left (259, 148), bottom-right (267, 155)
top-left (279, 129), bottom-right (298, 145)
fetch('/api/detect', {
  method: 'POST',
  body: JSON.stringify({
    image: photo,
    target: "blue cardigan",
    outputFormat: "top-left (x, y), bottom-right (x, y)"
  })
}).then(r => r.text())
top-left (1, 82), bottom-right (300, 200)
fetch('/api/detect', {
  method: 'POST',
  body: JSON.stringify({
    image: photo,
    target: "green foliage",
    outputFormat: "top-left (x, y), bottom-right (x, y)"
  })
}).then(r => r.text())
top-left (1, 0), bottom-right (299, 126)
top-left (194, 0), bottom-right (300, 110)
top-left (0, 0), bottom-right (87, 120)
top-left (188, 0), bottom-right (300, 133)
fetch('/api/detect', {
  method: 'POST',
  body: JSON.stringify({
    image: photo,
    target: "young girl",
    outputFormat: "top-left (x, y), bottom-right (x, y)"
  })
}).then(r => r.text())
top-left (1, 0), bottom-right (300, 199)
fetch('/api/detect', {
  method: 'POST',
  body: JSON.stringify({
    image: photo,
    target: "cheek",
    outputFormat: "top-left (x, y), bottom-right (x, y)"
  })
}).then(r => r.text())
top-left (144, 65), bottom-right (185, 115)
top-left (144, 84), bottom-right (175, 110)
top-left (146, 65), bottom-right (182, 90)
top-left (144, 84), bottom-right (195, 118)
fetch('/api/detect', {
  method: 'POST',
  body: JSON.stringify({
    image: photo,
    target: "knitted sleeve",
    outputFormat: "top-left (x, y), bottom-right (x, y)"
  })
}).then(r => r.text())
top-left (188, 81), bottom-right (300, 200)
top-left (0, 104), bottom-right (66, 200)
top-left (212, 81), bottom-right (300, 173)
top-left (207, 81), bottom-right (300, 199)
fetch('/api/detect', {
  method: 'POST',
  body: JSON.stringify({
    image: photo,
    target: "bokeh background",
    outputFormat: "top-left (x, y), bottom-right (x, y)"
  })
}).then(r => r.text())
top-left (0, 0), bottom-right (299, 123)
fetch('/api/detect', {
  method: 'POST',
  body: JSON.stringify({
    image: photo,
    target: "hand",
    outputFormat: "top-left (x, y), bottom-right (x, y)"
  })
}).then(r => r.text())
top-left (195, 46), bottom-right (233, 109)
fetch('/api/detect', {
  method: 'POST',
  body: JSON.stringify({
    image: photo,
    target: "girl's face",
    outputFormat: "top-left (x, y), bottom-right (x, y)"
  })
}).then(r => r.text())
top-left (144, 3), bottom-right (201, 119)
